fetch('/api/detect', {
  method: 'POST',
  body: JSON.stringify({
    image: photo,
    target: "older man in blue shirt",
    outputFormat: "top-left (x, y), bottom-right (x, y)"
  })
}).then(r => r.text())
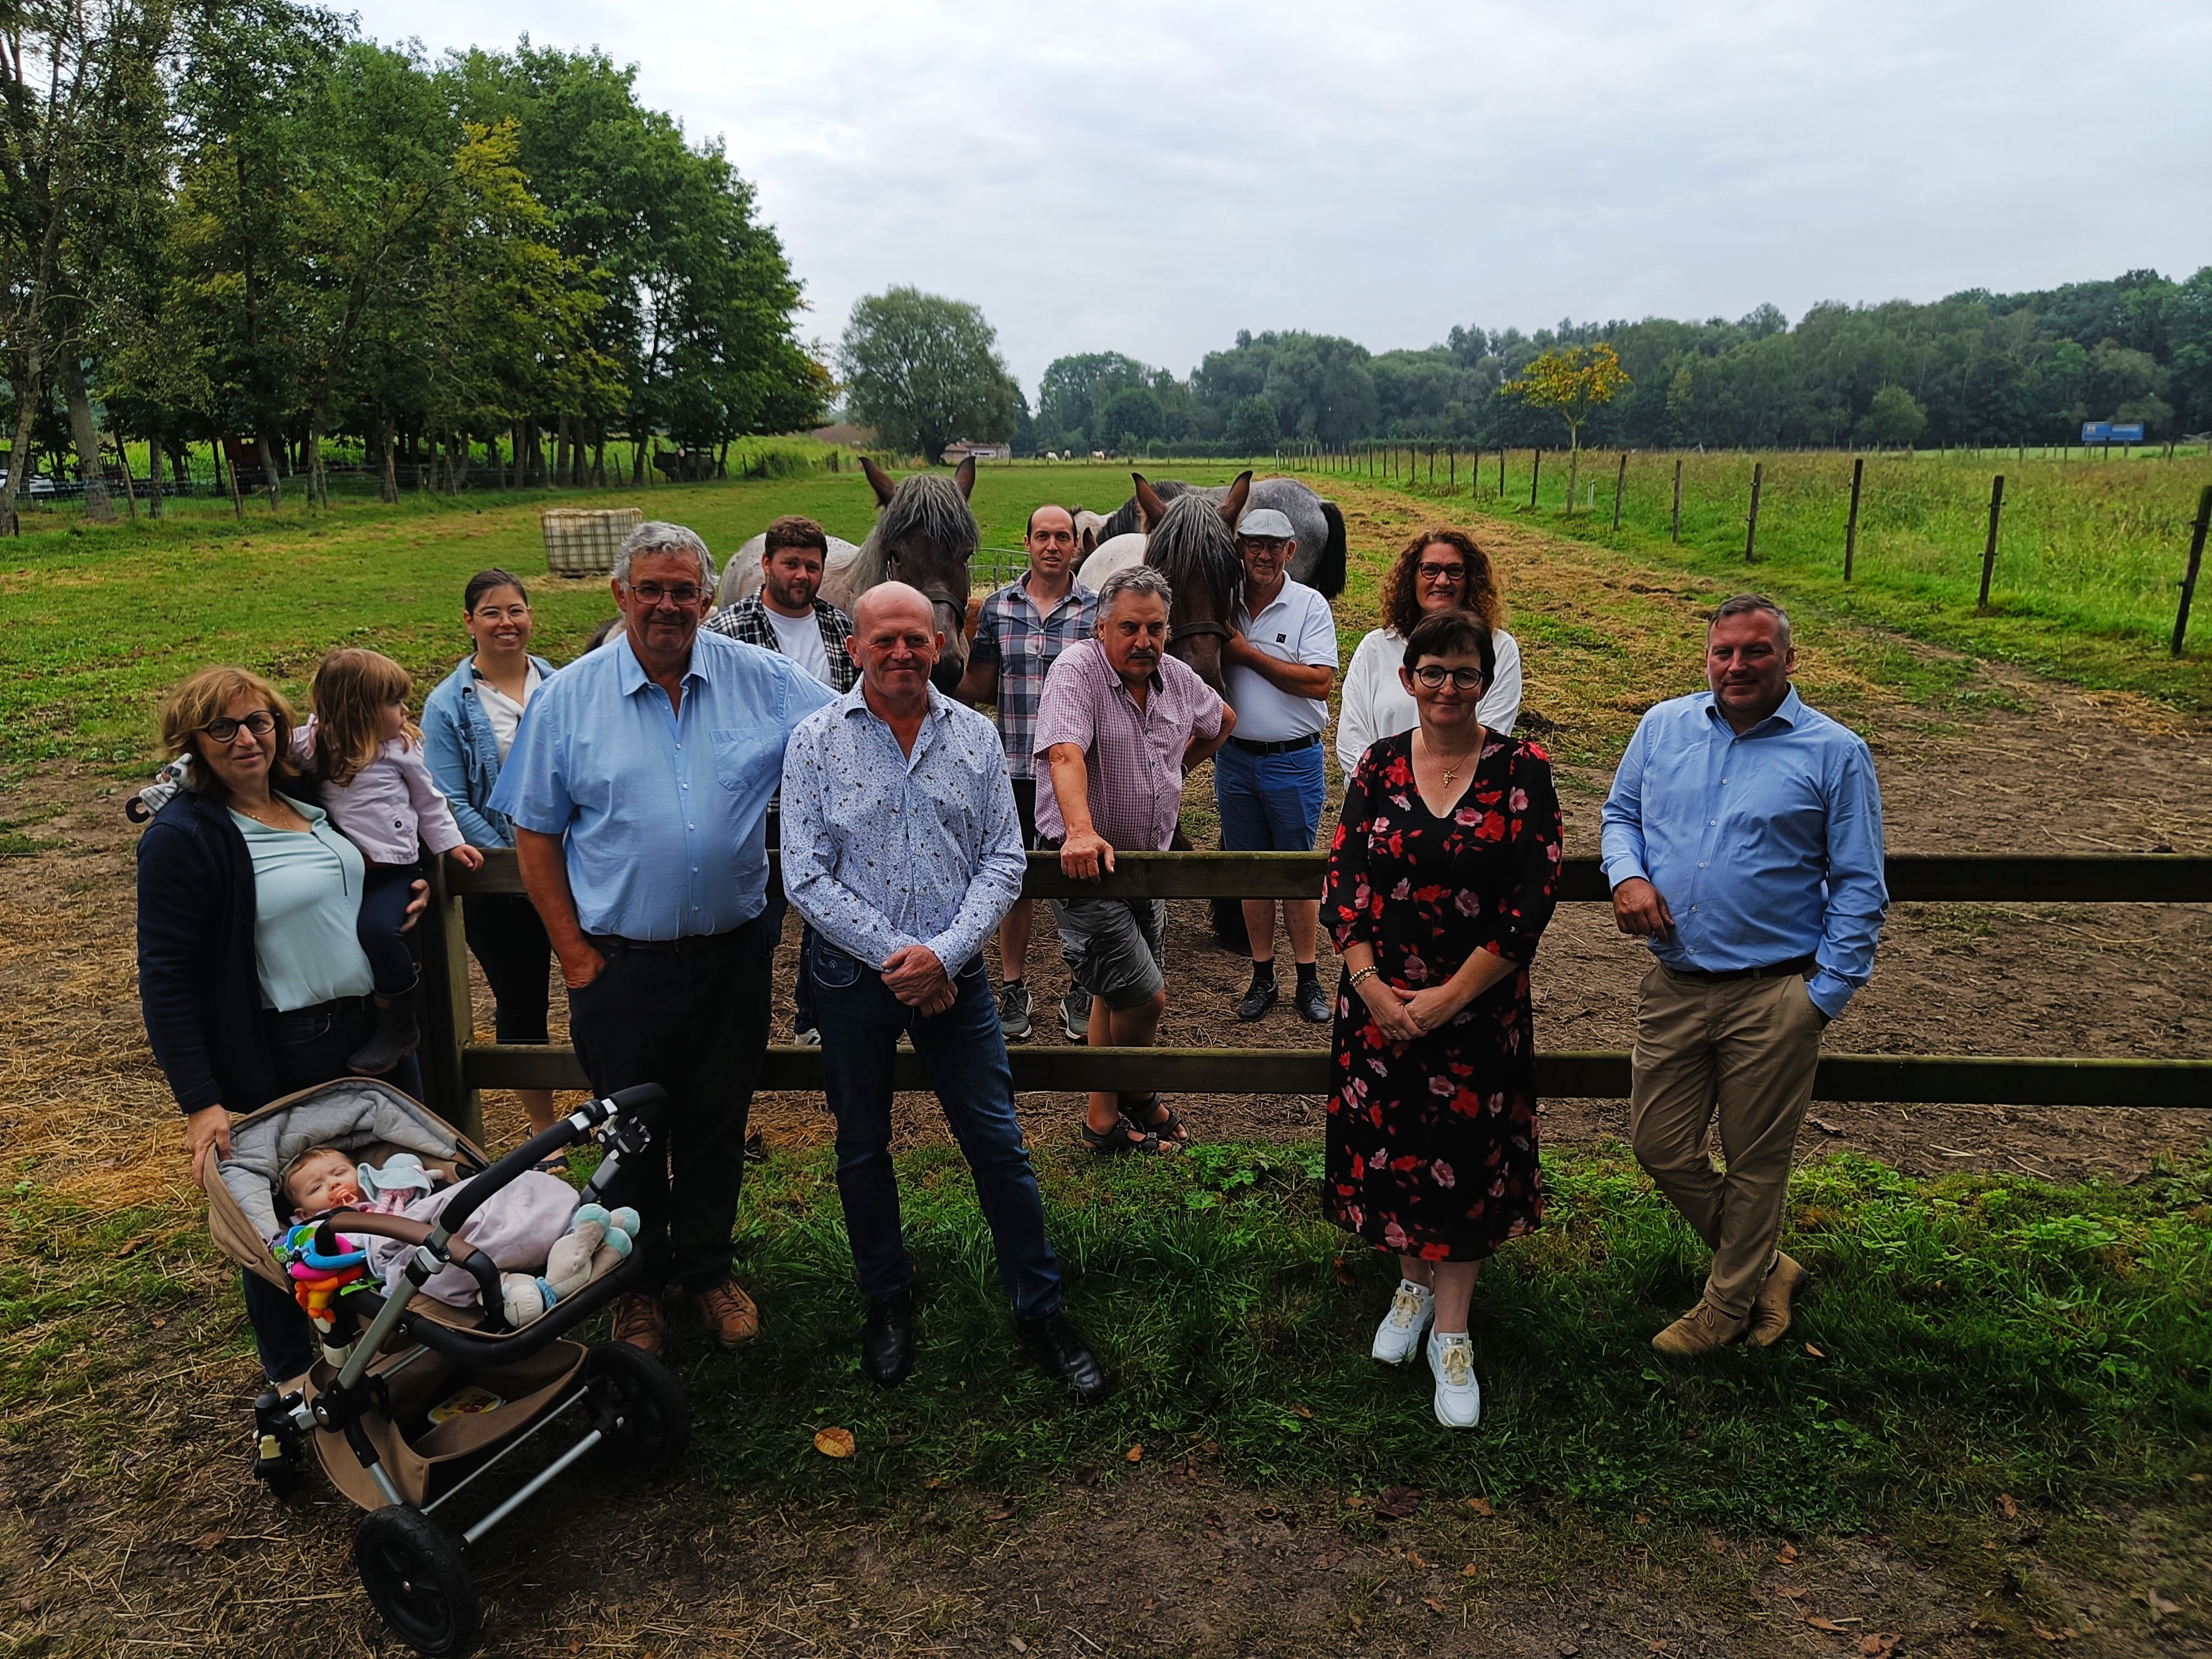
top-left (781, 582), bottom-right (1105, 1402)
top-left (495, 520), bottom-right (836, 1357)
top-left (1602, 594), bottom-right (1887, 1359)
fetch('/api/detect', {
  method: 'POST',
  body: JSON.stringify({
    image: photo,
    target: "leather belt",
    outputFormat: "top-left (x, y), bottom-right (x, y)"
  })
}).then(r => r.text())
top-left (590, 925), bottom-right (756, 955)
top-left (1664, 954), bottom-right (1817, 984)
top-left (1228, 732), bottom-right (1320, 756)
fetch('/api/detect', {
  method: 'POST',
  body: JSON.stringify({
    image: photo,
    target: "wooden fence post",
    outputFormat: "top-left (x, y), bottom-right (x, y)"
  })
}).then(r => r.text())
top-left (1671, 457), bottom-right (1682, 543)
top-left (2172, 483), bottom-right (2212, 657)
top-left (1744, 461), bottom-right (1763, 561)
top-left (1529, 449), bottom-right (1542, 510)
top-left (1977, 474), bottom-right (2006, 612)
top-left (1844, 455), bottom-right (1864, 582)
top-left (1448, 448), bottom-right (1456, 491)
top-left (1497, 447), bottom-right (1505, 499)
top-left (1611, 451), bottom-right (1628, 530)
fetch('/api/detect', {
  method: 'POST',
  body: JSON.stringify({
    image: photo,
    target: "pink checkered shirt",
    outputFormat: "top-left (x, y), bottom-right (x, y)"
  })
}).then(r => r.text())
top-left (1033, 638), bottom-right (1225, 851)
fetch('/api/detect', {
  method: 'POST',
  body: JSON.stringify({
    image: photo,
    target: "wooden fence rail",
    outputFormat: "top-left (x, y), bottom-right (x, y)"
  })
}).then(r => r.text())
top-left (422, 852), bottom-right (2212, 1141)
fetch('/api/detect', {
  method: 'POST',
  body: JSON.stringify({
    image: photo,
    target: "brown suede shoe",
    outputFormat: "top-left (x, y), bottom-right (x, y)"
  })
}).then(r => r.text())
top-left (693, 1278), bottom-right (760, 1348)
top-left (1746, 1252), bottom-right (1807, 1349)
top-left (1651, 1298), bottom-right (1748, 1358)
top-left (611, 1290), bottom-right (669, 1356)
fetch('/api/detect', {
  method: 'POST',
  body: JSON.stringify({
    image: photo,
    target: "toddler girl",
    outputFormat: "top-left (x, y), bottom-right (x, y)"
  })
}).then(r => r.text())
top-left (299, 648), bottom-right (482, 1075)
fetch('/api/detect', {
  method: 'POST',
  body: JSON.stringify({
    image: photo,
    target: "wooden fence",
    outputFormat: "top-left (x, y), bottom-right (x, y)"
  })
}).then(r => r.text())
top-left (419, 851), bottom-right (2212, 1144)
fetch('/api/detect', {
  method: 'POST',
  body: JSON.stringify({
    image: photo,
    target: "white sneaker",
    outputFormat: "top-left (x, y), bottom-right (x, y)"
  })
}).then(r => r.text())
top-left (1427, 1331), bottom-right (1482, 1429)
top-left (1370, 1279), bottom-right (1435, 1365)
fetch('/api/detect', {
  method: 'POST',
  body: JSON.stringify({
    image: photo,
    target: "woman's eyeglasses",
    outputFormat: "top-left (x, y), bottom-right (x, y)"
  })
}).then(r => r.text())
top-left (1410, 665), bottom-right (1486, 691)
top-left (203, 711), bottom-right (276, 742)
top-left (1416, 563), bottom-right (1466, 585)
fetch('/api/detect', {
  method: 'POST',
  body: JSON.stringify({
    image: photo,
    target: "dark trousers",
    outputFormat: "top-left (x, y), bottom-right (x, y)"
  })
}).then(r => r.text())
top-left (462, 892), bottom-right (552, 1043)
top-left (568, 920), bottom-right (771, 1292)
top-left (760, 887), bottom-right (817, 1035)
top-left (810, 936), bottom-right (1062, 1320)
top-left (357, 861), bottom-right (422, 998)
top-left (244, 999), bottom-right (424, 1382)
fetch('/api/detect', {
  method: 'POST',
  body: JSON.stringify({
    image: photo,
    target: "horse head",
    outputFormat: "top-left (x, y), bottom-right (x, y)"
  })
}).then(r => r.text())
top-left (853, 455), bottom-right (979, 693)
top-left (1131, 469), bottom-right (1250, 693)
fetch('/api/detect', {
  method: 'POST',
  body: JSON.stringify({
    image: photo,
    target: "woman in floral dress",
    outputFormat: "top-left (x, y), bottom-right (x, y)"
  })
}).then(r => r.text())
top-left (1321, 608), bottom-right (1564, 1428)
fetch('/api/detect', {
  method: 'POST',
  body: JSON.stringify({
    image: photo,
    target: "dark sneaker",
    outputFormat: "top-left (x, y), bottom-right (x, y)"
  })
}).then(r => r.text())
top-left (1236, 977), bottom-right (1279, 1022)
top-left (1017, 1311), bottom-right (1108, 1404)
top-left (347, 993), bottom-right (420, 1075)
top-left (1060, 985), bottom-right (1091, 1043)
top-left (1294, 975), bottom-right (1332, 1023)
top-left (999, 980), bottom-right (1034, 1041)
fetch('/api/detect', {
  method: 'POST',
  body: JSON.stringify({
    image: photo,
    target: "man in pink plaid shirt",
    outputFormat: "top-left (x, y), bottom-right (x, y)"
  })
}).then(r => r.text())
top-left (1034, 564), bottom-right (1236, 1156)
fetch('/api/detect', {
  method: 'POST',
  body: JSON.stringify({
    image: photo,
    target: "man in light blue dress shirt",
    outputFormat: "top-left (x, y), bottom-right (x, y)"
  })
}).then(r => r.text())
top-left (494, 521), bottom-right (836, 1358)
top-left (781, 582), bottom-right (1106, 1402)
top-left (1601, 594), bottom-right (1887, 1358)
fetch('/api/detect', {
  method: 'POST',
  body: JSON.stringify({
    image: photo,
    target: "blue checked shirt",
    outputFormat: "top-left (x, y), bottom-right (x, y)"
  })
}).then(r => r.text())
top-left (1600, 687), bottom-right (1888, 1019)
top-left (970, 573), bottom-right (1096, 779)
top-left (779, 683), bottom-right (1026, 973)
top-left (491, 630), bottom-right (837, 939)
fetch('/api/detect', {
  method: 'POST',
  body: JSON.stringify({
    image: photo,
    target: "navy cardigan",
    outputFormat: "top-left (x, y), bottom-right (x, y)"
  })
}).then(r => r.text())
top-left (136, 783), bottom-right (328, 1116)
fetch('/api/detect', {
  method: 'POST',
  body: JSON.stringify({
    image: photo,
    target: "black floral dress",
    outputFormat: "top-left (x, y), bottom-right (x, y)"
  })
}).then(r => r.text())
top-left (1321, 730), bottom-right (1564, 1262)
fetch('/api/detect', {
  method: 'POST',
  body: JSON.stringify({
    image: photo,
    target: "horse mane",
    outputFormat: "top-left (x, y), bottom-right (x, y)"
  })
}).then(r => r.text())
top-left (853, 470), bottom-right (980, 588)
top-left (1100, 478), bottom-right (1199, 544)
top-left (1143, 492), bottom-right (1240, 613)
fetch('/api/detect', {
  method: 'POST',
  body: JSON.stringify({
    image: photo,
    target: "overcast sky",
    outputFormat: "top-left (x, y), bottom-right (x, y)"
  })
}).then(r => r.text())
top-left (368, 0), bottom-right (2212, 395)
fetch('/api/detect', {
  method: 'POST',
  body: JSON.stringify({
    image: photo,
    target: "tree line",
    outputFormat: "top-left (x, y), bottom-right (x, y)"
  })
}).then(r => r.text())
top-left (1027, 269), bottom-right (2212, 457)
top-left (0, 2), bottom-right (825, 525)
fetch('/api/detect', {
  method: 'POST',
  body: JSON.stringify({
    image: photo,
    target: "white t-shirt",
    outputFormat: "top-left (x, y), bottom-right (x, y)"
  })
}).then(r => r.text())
top-left (1336, 626), bottom-right (1523, 773)
top-left (766, 604), bottom-right (834, 687)
top-left (477, 663), bottom-right (541, 763)
top-left (1224, 577), bottom-right (1339, 741)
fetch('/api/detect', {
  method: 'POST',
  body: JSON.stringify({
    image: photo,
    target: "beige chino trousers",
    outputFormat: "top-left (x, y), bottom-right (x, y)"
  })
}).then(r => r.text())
top-left (1628, 963), bottom-right (1828, 1320)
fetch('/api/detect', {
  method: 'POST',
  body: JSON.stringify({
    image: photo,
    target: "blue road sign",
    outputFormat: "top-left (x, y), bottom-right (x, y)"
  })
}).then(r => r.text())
top-left (2083, 421), bottom-right (2146, 444)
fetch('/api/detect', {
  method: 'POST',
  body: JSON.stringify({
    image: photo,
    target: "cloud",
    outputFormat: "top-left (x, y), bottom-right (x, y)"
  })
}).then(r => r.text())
top-left (373, 0), bottom-right (2212, 392)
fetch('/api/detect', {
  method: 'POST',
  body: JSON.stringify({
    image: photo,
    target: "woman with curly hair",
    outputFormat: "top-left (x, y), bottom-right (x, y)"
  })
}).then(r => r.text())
top-left (1336, 527), bottom-right (1521, 774)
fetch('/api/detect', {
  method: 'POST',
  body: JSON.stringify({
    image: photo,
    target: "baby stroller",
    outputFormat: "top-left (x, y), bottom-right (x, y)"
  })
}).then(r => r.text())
top-left (206, 1076), bottom-right (685, 1655)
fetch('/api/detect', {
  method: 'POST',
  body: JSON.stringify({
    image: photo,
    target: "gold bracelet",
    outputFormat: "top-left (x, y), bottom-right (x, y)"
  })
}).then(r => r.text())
top-left (1348, 966), bottom-right (1379, 988)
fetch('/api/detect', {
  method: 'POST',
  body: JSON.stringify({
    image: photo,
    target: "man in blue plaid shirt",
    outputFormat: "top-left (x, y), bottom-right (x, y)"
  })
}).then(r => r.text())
top-left (959, 505), bottom-right (1096, 1041)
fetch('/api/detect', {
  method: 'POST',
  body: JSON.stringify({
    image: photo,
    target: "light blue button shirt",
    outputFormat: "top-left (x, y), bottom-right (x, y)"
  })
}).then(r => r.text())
top-left (491, 630), bottom-right (836, 939)
top-left (779, 683), bottom-right (1026, 973)
top-left (1600, 687), bottom-right (1887, 1019)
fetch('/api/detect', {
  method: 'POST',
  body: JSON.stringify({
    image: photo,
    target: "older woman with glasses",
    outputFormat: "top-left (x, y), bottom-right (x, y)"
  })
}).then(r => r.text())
top-left (1337, 528), bottom-right (1520, 775)
top-left (1322, 608), bottom-right (1562, 1431)
top-left (137, 665), bottom-right (427, 1385)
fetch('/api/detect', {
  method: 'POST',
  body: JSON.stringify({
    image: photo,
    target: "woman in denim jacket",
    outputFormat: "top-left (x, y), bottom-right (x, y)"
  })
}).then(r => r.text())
top-left (422, 569), bottom-right (561, 1134)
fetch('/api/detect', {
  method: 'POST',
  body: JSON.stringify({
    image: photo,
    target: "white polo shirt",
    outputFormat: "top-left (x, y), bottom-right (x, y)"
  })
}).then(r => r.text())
top-left (1224, 576), bottom-right (1339, 742)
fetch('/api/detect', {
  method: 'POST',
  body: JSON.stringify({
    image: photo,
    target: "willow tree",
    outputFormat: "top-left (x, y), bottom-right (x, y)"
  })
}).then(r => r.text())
top-left (1503, 343), bottom-right (1631, 514)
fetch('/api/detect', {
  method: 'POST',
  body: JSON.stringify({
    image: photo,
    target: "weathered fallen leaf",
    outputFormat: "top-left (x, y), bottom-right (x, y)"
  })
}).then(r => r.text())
top-left (1007, 1639), bottom-right (1028, 1655)
top-left (1461, 1562), bottom-right (1480, 1577)
top-left (1805, 1615), bottom-right (1849, 1632)
top-left (186, 1533), bottom-right (225, 1553)
top-left (1467, 1496), bottom-right (1495, 1517)
top-left (1809, 1117), bottom-right (1846, 1137)
top-left (1981, 1539), bottom-right (1999, 1552)
top-left (1776, 1587), bottom-right (1807, 1600)
top-left (1199, 1440), bottom-right (1219, 1456)
top-left (2029, 1623), bottom-right (2072, 1644)
top-left (1331, 1254), bottom-right (1355, 1287)
top-left (1314, 1545), bottom-right (1346, 1570)
top-left (1405, 1549), bottom-right (1426, 1569)
top-left (1707, 1534), bottom-right (1728, 1555)
top-left (984, 1505), bottom-right (1018, 1523)
top-left (923, 1476), bottom-right (946, 1488)
top-left (1859, 1635), bottom-right (1900, 1655)
top-left (1647, 1642), bottom-right (1670, 1654)
top-left (1290, 1402), bottom-right (1313, 1419)
top-left (1423, 1597), bottom-right (1445, 1614)
top-left (1344, 1493), bottom-right (1366, 1508)
top-left (2189, 1473), bottom-right (2207, 1484)
top-left (1125, 1444), bottom-right (1142, 1463)
top-left (1778, 1543), bottom-right (1799, 1564)
top-left (1804, 1343), bottom-right (1826, 1358)
top-left (813, 1427), bottom-right (855, 1459)
top-left (1998, 1494), bottom-right (2018, 1520)
top-left (1374, 1485), bottom-right (1421, 1520)
top-left (1633, 1513), bottom-right (1651, 1526)
top-left (2139, 1591), bottom-right (2181, 1617)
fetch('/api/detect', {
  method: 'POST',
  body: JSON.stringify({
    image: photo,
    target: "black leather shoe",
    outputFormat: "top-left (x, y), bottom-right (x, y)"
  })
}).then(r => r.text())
top-left (1019, 1311), bottom-right (1108, 1404)
top-left (860, 1290), bottom-right (915, 1387)
top-left (1294, 975), bottom-right (1331, 1023)
top-left (1236, 977), bottom-right (1278, 1022)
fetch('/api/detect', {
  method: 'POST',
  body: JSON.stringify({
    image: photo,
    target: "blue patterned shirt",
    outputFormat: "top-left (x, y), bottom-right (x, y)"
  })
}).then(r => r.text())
top-left (779, 682), bottom-right (1027, 973)
top-left (970, 572), bottom-right (1096, 779)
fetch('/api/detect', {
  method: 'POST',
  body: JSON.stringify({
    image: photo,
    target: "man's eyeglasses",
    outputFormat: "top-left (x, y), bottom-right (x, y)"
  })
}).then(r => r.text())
top-left (203, 711), bottom-right (276, 743)
top-left (1410, 665), bottom-right (1486, 691)
top-left (1417, 563), bottom-right (1467, 585)
top-left (628, 582), bottom-right (704, 607)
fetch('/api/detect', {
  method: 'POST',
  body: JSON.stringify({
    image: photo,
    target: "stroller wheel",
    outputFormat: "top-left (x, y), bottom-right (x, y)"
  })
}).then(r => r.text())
top-left (585, 1341), bottom-right (690, 1475)
top-left (355, 1506), bottom-right (478, 1656)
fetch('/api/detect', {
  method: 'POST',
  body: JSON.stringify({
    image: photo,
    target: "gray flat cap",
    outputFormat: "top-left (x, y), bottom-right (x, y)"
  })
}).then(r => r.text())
top-left (1237, 508), bottom-right (1296, 540)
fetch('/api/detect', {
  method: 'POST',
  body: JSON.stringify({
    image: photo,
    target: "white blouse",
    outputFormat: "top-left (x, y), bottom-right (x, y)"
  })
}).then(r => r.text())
top-left (1335, 626), bottom-right (1523, 774)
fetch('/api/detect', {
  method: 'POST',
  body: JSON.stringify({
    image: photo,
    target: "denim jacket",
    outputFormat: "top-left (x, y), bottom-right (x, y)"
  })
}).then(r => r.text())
top-left (421, 653), bottom-right (556, 849)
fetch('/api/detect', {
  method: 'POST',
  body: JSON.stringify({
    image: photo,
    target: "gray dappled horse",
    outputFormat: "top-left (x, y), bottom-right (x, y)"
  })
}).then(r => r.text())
top-left (1089, 475), bottom-right (1346, 599)
top-left (1078, 471), bottom-right (1251, 695)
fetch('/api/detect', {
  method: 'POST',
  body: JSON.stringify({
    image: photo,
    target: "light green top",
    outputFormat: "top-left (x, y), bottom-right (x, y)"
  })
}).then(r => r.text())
top-left (231, 800), bottom-right (376, 1011)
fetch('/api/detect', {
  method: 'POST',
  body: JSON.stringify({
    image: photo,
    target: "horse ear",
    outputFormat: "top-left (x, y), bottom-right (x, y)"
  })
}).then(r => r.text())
top-left (860, 456), bottom-right (898, 507)
top-left (1216, 470), bottom-right (1253, 527)
top-left (1079, 525), bottom-right (1098, 559)
top-left (1133, 473), bottom-right (1169, 531)
top-left (953, 455), bottom-right (976, 498)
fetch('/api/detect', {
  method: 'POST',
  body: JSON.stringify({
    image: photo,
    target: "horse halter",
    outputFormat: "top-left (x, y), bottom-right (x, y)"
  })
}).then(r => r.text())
top-left (1169, 618), bottom-right (1229, 644)
top-left (878, 545), bottom-right (967, 628)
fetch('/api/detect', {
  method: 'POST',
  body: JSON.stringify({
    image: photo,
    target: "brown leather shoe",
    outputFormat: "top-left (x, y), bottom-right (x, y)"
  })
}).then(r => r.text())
top-left (1651, 1297), bottom-right (1748, 1358)
top-left (611, 1290), bottom-right (669, 1356)
top-left (693, 1278), bottom-right (760, 1348)
top-left (1746, 1252), bottom-right (1807, 1349)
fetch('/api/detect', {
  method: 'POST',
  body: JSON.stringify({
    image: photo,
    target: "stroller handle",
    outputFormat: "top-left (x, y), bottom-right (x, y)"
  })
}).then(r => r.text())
top-left (432, 1084), bottom-right (669, 1240)
top-left (314, 1211), bottom-right (505, 1314)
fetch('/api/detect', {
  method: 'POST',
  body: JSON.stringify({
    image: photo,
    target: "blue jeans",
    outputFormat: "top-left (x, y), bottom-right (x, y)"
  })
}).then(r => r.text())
top-left (810, 936), bottom-right (1062, 1320)
top-left (1214, 740), bottom-right (1326, 852)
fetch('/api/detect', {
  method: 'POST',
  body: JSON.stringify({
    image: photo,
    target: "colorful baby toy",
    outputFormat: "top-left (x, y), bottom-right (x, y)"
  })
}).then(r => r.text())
top-left (501, 1204), bottom-right (638, 1327)
top-left (277, 1222), bottom-right (368, 1323)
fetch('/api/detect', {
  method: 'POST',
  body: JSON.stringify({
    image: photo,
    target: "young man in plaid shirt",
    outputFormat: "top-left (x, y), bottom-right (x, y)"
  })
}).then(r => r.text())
top-left (958, 505), bottom-right (1096, 1040)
